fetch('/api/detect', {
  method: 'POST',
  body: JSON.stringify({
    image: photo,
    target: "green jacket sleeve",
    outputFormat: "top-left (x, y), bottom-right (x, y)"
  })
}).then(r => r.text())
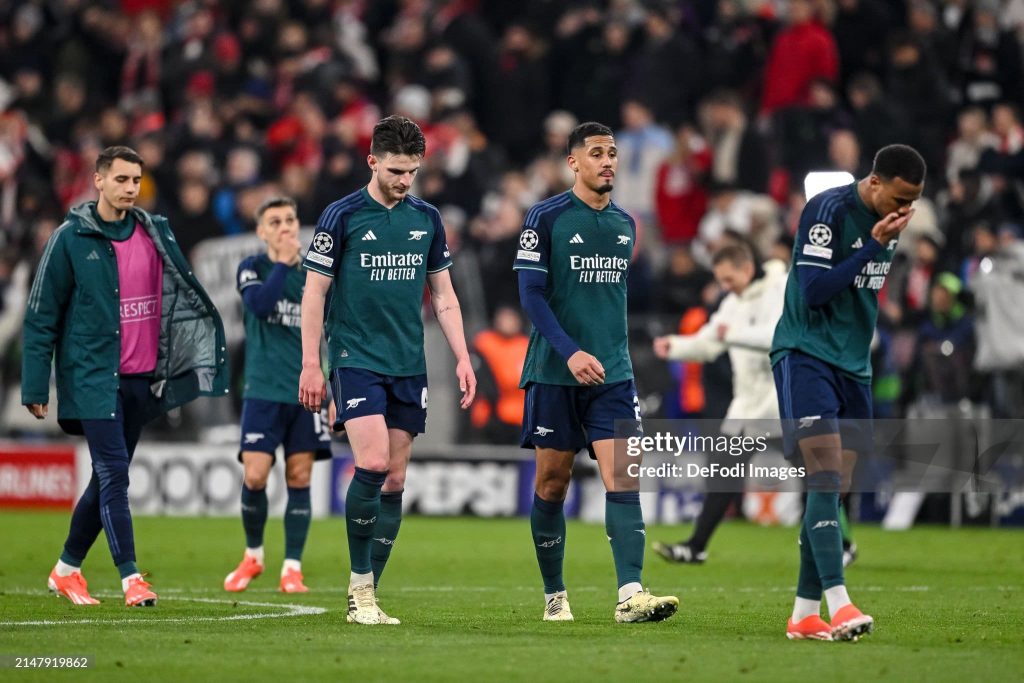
top-left (22, 228), bottom-right (74, 405)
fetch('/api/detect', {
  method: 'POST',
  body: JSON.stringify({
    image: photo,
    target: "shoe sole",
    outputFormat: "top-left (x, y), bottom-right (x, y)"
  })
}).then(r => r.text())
top-left (617, 600), bottom-right (679, 623)
top-left (832, 616), bottom-right (873, 642)
top-left (786, 631), bottom-right (832, 641)
top-left (127, 597), bottom-right (158, 607)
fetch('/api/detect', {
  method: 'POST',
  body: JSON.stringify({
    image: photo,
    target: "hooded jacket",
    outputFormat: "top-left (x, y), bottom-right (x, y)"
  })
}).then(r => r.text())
top-left (22, 202), bottom-right (229, 432)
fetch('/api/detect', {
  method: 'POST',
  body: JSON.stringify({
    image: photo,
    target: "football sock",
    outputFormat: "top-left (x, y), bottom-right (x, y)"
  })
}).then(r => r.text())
top-left (121, 571), bottom-right (141, 592)
top-left (792, 597), bottom-right (822, 622)
top-left (284, 486), bottom-right (312, 561)
top-left (805, 471), bottom-right (844, 591)
top-left (796, 518), bottom-right (823, 600)
top-left (117, 561), bottom-right (139, 581)
top-left (346, 467), bottom-right (387, 575)
top-left (55, 559), bottom-right (80, 576)
top-left (245, 546), bottom-right (265, 564)
top-left (605, 491), bottom-right (645, 593)
top-left (241, 484), bottom-right (268, 550)
top-left (825, 585), bottom-right (852, 619)
top-left (349, 571), bottom-right (373, 588)
top-left (839, 494), bottom-right (853, 548)
top-left (371, 490), bottom-right (404, 587)
top-left (531, 493), bottom-right (567, 594)
top-left (282, 558), bottom-right (301, 576)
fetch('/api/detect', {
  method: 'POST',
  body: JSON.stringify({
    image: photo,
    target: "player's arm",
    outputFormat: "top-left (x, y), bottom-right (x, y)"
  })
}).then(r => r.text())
top-left (796, 210), bottom-right (912, 308)
top-left (653, 304), bottom-right (728, 362)
top-left (721, 275), bottom-right (787, 351)
top-left (299, 270), bottom-right (331, 412)
top-left (427, 269), bottom-right (476, 409)
top-left (237, 258), bottom-right (289, 318)
top-left (22, 229), bottom-right (74, 419)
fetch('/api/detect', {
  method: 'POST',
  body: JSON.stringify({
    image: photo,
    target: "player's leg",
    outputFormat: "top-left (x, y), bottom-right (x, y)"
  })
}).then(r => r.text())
top-left (226, 399), bottom-right (281, 591)
top-left (589, 382), bottom-right (678, 623)
top-left (521, 382), bottom-right (580, 621)
top-left (277, 401), bottom-right (331, 593)
top-left (49, 471), bottom-right (102, 604)
top-left (370, 428), bottom-right (412, 588)
top-left (224, 451), bottom-right (272, 591)
top-left (280, 451), bottom-right (314, 592)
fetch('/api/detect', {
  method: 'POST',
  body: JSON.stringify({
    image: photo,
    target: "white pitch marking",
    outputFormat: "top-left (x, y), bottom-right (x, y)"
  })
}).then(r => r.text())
top-left (1, 593), bottom-right (327, 627)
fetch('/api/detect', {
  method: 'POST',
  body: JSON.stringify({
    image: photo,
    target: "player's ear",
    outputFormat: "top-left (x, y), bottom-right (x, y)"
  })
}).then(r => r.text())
top-left (567, 154), bottom-right (578, 173)
top-left (367, 154), bottom-right (377, 173)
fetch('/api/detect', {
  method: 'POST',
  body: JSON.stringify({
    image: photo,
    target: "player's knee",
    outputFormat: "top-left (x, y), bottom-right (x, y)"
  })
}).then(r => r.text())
top-left (383, 471), bottom-right (405, 491)
top-left (536, 472), bottom-right (571, 502)
top-left (285, 468), bottom-right (311, 488)
top-left (244, 470), bottom-right (270, 490)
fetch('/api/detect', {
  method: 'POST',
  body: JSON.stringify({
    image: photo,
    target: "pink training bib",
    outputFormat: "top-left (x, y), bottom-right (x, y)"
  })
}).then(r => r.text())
top-left (111, 224), bottom-right (163, 374)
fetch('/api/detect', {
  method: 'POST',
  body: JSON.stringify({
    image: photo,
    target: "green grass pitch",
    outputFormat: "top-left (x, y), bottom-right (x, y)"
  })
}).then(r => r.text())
top-left (1, 512), bottom-right (1022, 682)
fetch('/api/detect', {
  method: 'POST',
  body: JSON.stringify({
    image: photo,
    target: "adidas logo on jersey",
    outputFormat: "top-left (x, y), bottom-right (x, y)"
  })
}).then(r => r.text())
top-left (852, 238), bottom-right (863, 249)
top-left (362, 231), bottom-right (377, 241)
top-left (570, 234), bottom-right (584, 244)
top-left (86, 250), bottom-right (100, 261)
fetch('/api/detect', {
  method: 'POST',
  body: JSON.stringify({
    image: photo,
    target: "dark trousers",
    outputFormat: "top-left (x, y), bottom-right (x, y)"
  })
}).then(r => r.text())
top-left (62, 377), bottom-right (152, 567)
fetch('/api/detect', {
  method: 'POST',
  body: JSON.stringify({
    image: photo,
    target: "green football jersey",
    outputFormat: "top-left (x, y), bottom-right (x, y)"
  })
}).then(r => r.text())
top-left (513, 190), bottom-right (636, 387)
top-left (237, 255), bottom-right (305, 403)
top-left (771, 182), bottom-right (897, 382)
top-left (302, 187), bottom-right (452, 376)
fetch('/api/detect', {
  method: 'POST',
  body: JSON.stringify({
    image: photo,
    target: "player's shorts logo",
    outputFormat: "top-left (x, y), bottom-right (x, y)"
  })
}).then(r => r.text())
top-left (346, 397), bottom-right (367, 410)
top-left (808, 224), bottom-right (833, 246)
top-left (617, 235), bottom-right (631, 245)
top-left (244, 432), bottom-right (265, 444)
top-left (533, 426), bottom-right (554, 436)
top-left (313, 232), bottom-right (334, 253)
top-left (520, 229), bottom-right (539, 250)
top-left (798, 415), bottom-right (821, 429)
top-left (408, 230), bottom-right (428, 240)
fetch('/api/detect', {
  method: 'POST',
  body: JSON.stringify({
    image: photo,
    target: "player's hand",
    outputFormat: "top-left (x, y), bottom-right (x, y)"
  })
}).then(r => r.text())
top-left (298, 365), bottom-right (327, 412)
top-left (456, 357), bottom-right (477, 409)
top-left (870, 209), bottom-right (914, 246)
top-left (652, 336), bottom-right (671, 359)
top-left (276, 233), bottom-right (302, 265)
top-left (25, 403), bottom-right (47, 419)
top-left (568, 350), bottom-right (605, 385)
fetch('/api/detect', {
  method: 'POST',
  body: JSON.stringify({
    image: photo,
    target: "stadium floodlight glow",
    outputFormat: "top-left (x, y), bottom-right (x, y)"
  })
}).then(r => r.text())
top-left (804, 171), bottom-right (855, 201)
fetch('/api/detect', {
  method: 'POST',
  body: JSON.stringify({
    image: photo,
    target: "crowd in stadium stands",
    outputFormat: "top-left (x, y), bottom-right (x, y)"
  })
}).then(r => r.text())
top-left (1, 0), bottom-right (1024, 436)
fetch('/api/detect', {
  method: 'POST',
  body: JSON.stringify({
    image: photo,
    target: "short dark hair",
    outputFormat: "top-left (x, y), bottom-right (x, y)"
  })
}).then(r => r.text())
top-left (370, 115), bottom-right (426, 157)
top-left (872, 144), bottom-right (926, 185)
top-left (712, 242), bottom-right (754, 267)
top-left (96, 146), bottom-right (144, 174)
top-left (255, 196), bottom-right (297, 222)
top-left (567, 122), bottom-right (614, 155)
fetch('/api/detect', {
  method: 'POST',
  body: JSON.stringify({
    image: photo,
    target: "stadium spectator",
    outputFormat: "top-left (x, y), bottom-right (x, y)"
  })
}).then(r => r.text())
top-left (614, 99), bottom-right (674, 226)
top-left (760, 0), bottom-right (840, 116)
top-left (654, 123), bottom-right (711, 243)
top-left (701, 89), bottom-right (771, 194)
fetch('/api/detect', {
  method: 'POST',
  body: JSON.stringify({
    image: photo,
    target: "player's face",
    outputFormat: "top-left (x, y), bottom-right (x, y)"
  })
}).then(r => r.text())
top-left (869, 175), bottom-right (923, 218)
top-left (569, 136), bottom-right (617, 195)
top-left (94, 159), bottom-right (142, 214)
top-left (712, 259), bottom-right (754, 294)
top-left (369, 153), bottom-right (421, 203)
top-left (257, 206), bottom-right (299, 246)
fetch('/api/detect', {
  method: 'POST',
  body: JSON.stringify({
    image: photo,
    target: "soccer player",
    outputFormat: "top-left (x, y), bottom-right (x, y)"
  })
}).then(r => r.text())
top-left (514, 121), bottom-right (679, 623)
top-left (224, 197), bottom-right (334, 594)
top-left (772, 144), bottom-right (925, 641)
top-left (22, 145), bottom-right (228, 606)
top-left (651, 243), bottom-right (787, 564)
top-left (298, 115), bottom-right (476, 625)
